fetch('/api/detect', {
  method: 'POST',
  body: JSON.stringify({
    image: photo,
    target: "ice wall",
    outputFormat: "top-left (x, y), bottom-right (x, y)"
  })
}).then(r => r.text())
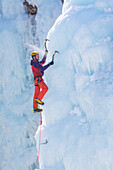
top-left (0, 0), bottom-right (38, 169)
top-left (0, 0), bottom-right (62, 170)
top-left (35, 0), bottom-right (113, 170)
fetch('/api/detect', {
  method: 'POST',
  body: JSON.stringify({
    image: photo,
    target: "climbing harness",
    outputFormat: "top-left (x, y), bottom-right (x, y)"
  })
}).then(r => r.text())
top-left (33, 76), bottom-right (42, 86)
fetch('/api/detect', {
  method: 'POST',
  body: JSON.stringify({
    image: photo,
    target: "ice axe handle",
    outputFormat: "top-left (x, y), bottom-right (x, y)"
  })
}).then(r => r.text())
top-left (44, 39), bottom-right (50, 51)
top-left (52, 51), bottom-right (60, 62)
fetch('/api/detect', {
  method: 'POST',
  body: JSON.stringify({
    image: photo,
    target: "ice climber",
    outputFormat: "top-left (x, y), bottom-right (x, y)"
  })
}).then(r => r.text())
top-left (30, 50), bottom-right (54, 113)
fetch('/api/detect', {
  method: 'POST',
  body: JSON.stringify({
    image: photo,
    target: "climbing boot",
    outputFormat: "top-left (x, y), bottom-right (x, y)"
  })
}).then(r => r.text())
top-left (33, 107), bottom-right (43, 113)
top-left (35, 98), bottom-right (44, 105)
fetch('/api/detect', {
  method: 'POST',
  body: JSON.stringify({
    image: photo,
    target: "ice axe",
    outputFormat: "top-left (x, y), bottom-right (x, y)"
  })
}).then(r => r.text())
top-left (52, 50), bottom-right (60, 62)
top-left (44, 39), bottom-right (50, 51)
top-left (40, 138), bottom-right (48, 145)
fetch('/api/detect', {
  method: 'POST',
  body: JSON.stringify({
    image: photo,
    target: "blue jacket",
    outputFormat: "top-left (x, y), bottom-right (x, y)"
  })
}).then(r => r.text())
top-left (30, 55), bottom-right (51, 77)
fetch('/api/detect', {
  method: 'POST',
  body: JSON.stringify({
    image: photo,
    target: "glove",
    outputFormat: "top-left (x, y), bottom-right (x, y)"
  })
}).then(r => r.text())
top-left (45, 49), bottom-right (48, 56)
top-left (50, 60), bottom-right (54, 65)
top-left (45, 49), bottom-right (48, 53)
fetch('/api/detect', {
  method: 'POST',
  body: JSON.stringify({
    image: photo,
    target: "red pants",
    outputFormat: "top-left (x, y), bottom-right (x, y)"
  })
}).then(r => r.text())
top-left (33, 80), bottom-right (48, 108)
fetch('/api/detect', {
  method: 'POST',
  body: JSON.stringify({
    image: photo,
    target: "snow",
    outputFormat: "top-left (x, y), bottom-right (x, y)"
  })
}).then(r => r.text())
top-left (1, 0), bottom-right (113, 170)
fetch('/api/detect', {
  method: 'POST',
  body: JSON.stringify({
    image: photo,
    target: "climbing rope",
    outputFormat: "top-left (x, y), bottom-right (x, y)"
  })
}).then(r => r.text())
top-left (37, 111), bottom-right (42, 169)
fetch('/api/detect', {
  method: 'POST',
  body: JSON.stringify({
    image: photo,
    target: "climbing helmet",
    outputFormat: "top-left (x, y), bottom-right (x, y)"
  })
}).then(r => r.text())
top-left (31, 51), bottom-right (39, 58)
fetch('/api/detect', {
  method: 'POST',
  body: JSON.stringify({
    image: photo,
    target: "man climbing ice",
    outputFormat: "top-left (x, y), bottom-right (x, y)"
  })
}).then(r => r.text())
top-left (30, 50), bottom-right (54, 113)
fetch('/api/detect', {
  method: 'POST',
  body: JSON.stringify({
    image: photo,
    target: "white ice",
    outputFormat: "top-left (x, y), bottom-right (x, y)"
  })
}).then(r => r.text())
top-left (1, 0), bottom-right (113, 170)
top-left (35, 0), bottom-right (113, 170)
